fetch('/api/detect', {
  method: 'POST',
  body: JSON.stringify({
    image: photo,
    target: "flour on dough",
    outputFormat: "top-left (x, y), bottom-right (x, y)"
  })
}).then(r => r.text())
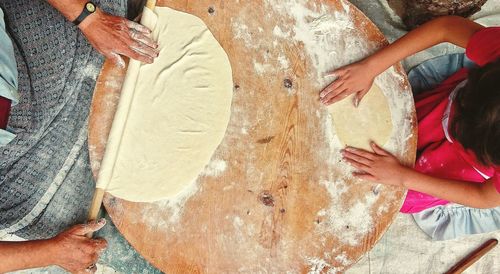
top-left (97, 7), bottom-right (233, 202)
top-left (327, 84), bottom-right (392, 150)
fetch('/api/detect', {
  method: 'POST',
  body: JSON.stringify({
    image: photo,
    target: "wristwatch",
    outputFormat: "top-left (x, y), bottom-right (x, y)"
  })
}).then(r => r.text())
top-left (73, 2), bottom-right (97, 26)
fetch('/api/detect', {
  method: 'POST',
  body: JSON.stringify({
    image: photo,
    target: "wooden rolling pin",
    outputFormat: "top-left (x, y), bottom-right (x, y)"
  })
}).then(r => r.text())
top-left (86, 0), bottom-right (157, 238)
top-left (445, 238), bottom-right (498, 274)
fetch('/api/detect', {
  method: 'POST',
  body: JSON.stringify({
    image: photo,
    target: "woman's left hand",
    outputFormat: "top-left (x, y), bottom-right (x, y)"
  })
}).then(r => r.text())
top-left (342, 142), bottom-right (410, 186)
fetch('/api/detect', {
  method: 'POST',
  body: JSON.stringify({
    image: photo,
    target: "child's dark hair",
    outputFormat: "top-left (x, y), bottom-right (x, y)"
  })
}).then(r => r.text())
top-left (451, 58), bottom-right (500, 166)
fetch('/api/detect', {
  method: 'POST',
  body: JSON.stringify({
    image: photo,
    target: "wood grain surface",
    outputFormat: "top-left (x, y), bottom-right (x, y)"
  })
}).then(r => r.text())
top-left (88, 0), bottom-right (417, 272)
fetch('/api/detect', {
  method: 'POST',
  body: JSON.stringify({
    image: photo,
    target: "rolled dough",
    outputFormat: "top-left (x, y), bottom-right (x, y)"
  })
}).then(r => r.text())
top-left (327, 84), bottom-right (393, 150)
top-left (96, 7), bottom-right (233, 202)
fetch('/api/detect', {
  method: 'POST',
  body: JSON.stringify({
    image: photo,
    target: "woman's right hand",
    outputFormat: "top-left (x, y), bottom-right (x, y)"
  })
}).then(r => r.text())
top-left (79, 9), bottom-right (159, 67)
top-left (50, 219), bottom-right (108, 273)
top-left (319, 59), bottom-right (377, 106)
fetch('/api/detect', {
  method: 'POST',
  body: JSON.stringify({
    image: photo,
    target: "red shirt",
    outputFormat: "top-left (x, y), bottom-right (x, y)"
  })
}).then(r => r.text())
top-left (0, 96), bottom-right (10, 129)
top-left (401, 27), bottom-right (500, 213)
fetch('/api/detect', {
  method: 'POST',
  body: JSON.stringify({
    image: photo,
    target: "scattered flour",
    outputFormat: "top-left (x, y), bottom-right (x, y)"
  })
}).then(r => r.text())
top-left (231, 18), bottom-right (256, 49)
top-left (201, 159), bottom-right (227, 176)
top-left (273, 25), bottom-right (291, 38)
top-left (335, 252), bottom-right (351, 265)
top-left (277, 54), bottom-right (290, 70)
top-left (253, 60), bottom-right (272, 75)
top-left (104, 78), bottom-right (122, 90)
top-left (78, 63), bottom-right (101, 81)
top-left (306, 257), bottom-right (332, 274)
top-left (233, 216), bottom-right (244, 228)
top-left (137, 0), bottom-right (415, 271)
top-left (222, 181), bottom-right (236, 191)
top-left (265, 0), bottom-right (414, 260)
top-left (96, 264), bottom-right (121, 274)
top-left (142, 177), bottom-right (200, 225)
top-left (141, 158), bottom-right (227, 225)
top-left (232, 9), bottom-right (296, 85)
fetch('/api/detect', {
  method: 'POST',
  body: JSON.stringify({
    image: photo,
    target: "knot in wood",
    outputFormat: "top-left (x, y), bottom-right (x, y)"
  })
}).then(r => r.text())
top-left (208, 6), bottom-right (215, 15)
top-left (259, 191), bottom-right (275, 207)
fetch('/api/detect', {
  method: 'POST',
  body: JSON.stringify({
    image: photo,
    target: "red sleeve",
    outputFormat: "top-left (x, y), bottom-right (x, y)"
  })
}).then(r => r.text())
top-left (465, 27), bottom-right (500, 66)
top-left (494, 175), bottom-right (500, 194)
top-left (494, 169), bottom-right (500, 194)
top-left (0, 96), bottom-right (11, 129)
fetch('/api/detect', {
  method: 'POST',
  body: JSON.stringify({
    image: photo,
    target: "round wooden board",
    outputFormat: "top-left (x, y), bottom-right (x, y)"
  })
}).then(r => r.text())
top-left (89, 0), bottom-right (417, 272)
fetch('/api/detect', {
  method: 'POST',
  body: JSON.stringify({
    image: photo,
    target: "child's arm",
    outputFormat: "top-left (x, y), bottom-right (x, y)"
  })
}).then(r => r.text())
top-left (320, 16), bottom-right (484, 105)
top-left (342, 143), bottom-right (500, 209)
top-left (399, 168), bottom-right (500, 209)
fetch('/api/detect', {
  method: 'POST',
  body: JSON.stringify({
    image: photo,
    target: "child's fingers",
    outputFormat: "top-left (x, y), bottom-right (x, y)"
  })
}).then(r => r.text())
top-left (323, 89), bottom-right (350, 105)
top-left (353, 89), bottom-right (369, 107)
top-left (344, 147), bottom-right (376, 161)
top-left (370, 142), bottom-right (389, 155)
top-left (325, 67), bottom-right (348, 78)
top-left (320, 80), bottom-right (344, 99)
top-left (324, 71), bottom-right (336, 77)
top-left (319, 83), bottom-right (335, 99)
top-left (344, 157), bottom-right (371, 172)
top-left (342, 150), bottom-right (373, 166)
top-left (353, 172), bottom-right (376, 181)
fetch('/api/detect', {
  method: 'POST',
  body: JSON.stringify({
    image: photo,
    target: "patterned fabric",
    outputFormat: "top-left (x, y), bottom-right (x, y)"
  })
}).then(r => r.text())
top-left (0, 0), bottom-right (125, 239)
top-left (0, 7), bottom-right (18, 145)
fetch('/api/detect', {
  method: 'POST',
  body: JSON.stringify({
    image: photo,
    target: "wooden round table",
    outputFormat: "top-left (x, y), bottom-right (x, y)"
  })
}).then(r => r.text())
top-left (89, 0), bottom-right (417, 272)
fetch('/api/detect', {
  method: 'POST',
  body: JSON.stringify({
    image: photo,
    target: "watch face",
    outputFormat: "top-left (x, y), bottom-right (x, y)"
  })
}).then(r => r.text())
top-left (86, 2), bottom-right (96, 13)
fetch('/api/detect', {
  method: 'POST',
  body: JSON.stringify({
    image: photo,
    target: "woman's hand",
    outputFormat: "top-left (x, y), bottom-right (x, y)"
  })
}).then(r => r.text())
top-left (342, 142), bottom-right (411, 187)
top-left (320, 60), bottom-right (377, 106)
top-left (79, 9), bottom-right (159, 67)
top-left (50, 219), bottom-right (108, 273)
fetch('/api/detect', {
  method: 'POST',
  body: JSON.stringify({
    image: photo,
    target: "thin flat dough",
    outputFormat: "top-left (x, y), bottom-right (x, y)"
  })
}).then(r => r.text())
top-left (327, 84), bottom-right (392, 150)
top-left (96, 7), bottom-right (233, 202)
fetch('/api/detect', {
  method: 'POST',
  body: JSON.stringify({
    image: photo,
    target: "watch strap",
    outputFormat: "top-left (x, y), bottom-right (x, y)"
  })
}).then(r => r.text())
top-left (73, 2), bottom-right (96, 26)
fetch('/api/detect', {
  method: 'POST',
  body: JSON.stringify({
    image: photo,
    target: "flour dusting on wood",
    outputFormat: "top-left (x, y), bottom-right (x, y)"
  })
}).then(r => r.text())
top-left (140, 158), bottom-right (227, 225)
top-left (106, 1), bottom-right (418, 272)
top-left (263, 0), bottom-right (415, 270)
top-left (201, 159), bottom-right (227, 176)
top-left (135, 0), bottom-right (414, 271)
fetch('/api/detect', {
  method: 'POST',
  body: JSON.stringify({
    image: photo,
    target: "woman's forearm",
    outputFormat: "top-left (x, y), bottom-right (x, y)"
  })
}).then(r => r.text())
top-left (46, 0), bottom-right (88, 22)
top-left (0, 240), bottom-right (56, 272)
top-left (365, 16), bottom-right (483, 76)
top-left (402, 169), bottom-right (500, 209)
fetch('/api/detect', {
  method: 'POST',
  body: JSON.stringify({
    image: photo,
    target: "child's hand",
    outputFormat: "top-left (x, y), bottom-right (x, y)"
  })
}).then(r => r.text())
top-left (320, 60), bottom-right (376, 106)
top-left (341, 142), bottom-right (410, 187)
